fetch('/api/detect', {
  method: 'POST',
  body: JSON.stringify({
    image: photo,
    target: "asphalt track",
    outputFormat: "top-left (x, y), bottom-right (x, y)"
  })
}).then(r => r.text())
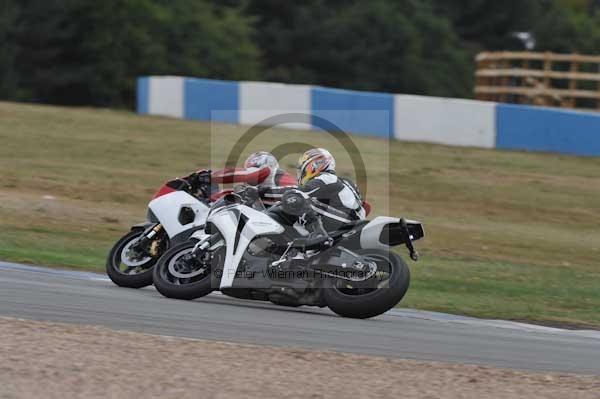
top-left (1, 261), bottom-right (599, 374)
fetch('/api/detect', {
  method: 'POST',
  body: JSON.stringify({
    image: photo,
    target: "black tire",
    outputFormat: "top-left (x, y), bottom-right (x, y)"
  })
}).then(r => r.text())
top-left (153, 241), bottom-right (222, 300)
top-left (106, 229), bottom-right (164, 288)
top-left (323, 249), bottom-right (410, 319)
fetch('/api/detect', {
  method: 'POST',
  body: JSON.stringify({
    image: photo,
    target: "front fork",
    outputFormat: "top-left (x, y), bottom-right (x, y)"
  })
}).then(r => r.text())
top-left (191, 232), bottom-right (224, 258)
top-left (134, 224), bottom-right (164, 255)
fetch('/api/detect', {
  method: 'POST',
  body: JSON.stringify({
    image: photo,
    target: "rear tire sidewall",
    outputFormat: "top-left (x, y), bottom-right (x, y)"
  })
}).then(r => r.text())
top-left (323, 249), bottom-right (410, 319)
top-left (106, 229), bottom-right (162, 289)
top-left (153, 241), bottom-right (219, 300)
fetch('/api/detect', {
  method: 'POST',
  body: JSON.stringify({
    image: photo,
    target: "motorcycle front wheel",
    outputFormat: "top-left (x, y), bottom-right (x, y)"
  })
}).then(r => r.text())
top-left (106, 229), bottom-right (167, 288)
top-left (153, 240), bottom-right (223, 300)
top-left (322, 249), bottom-right (410, 319)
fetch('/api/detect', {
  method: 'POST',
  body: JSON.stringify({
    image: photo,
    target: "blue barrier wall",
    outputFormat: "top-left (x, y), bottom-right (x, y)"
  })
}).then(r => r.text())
top-left (496, 104), bottom-right (600, 157)
top-left (136, 77), bottom-right (149, 115)
top-left (183, 78), bottom-right (239, 123)
top-left (311, 87), bottom-right (394, 139)
top-left (138, 76), bottom-right (600, 157)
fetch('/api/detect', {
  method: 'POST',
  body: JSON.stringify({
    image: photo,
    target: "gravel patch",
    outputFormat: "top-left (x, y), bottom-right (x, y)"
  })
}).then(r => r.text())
top-left (1, 317), bottom-right (599, 399)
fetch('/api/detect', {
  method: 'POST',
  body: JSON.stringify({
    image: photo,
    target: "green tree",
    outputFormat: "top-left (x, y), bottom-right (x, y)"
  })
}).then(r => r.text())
top-left (8, 0), bottom-right (261, 107)
top-left (12, 0), bottom-right (168, 106)
top-left (0, 0), bottom-right (19, 98)
top-left (247, 0), bottom-right (472, 97)
top-left (159, 0), bottom-right (261, 81)
top-left (431, 0), bottom-right (541, 50)
top-left (534, 1), bottom-right (600, 53)
top-left (2, 0), bottom-right (599, 107)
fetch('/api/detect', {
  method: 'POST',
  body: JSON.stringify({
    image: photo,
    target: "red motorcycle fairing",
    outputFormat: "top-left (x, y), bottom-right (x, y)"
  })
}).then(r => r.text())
top-left (210, 188), bottom-right (234, 202)
top-left (152, 184), bottom-right (177, 200)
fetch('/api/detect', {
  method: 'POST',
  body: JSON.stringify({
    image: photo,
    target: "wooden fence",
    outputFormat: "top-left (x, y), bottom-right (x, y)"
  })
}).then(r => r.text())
top-left (475, 51), bottom-right (600, 111)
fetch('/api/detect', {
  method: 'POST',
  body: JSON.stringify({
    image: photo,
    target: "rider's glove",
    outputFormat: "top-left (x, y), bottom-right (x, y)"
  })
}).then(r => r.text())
top-left (184, 169), bottom-right (212, 199)
top-left (195, 169), bottom-right (212, 186)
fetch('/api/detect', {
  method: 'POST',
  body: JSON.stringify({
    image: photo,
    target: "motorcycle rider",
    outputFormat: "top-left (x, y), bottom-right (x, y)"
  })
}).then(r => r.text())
top-left (182, 151), bottom-right (296, 205)
top-left (269, 148), bottom-right (366, 245)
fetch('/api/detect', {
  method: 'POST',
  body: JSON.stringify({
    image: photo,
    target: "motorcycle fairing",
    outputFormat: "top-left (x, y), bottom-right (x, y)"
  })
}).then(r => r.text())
top-left (207, 204), bottom-right (284, 289)
top-left (359, 217), bottom-right (424, 251)
top-left (148, 191), bottom-right (210, 238)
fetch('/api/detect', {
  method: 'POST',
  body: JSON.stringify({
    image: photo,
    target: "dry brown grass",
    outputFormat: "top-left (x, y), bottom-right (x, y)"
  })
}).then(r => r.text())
top-left (1, 101), bottom-right (599, 326)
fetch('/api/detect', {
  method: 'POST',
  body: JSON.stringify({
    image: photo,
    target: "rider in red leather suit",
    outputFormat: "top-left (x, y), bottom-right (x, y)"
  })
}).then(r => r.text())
top-left (183, 151), bottom-right (296, 206)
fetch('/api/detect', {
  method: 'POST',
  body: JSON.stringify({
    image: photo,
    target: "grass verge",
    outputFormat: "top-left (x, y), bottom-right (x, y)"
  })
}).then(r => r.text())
top-left (1, 101), bottom-right (599, 327)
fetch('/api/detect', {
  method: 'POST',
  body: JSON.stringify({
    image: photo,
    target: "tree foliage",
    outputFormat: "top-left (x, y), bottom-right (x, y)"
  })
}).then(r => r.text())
top-left (1, 0), bottom-right (599, 107)
top-left (246, 0), bottom-right (473, 97)
top-left (2, 0), bottom-right (260, 106)
top-left (0, 0), bottom-right (20, 97)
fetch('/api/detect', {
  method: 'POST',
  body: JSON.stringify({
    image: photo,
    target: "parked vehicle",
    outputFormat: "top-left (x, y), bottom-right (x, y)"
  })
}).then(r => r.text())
top-left (153, 187), bottom-right (424, 319)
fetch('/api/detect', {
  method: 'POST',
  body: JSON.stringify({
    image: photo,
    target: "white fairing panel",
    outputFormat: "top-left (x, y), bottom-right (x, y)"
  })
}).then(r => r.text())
top-left (148, 191), bottom-right (209, 238)
top-left (208, 205), bottom-right (284, 289)
top-left (359, 216), bottom-right (401, 251)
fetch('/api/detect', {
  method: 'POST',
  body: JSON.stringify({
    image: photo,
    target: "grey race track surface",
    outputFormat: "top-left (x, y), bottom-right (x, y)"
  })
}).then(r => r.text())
top-left (1, 261), bottom-right (599, 374)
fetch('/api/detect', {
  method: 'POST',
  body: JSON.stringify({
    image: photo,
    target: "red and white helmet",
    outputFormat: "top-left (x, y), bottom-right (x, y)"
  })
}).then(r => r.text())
top-left (244, 151), bottom-right (279, 186)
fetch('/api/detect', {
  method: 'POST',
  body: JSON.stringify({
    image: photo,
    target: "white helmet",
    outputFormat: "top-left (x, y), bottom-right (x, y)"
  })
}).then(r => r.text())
top-left (244, 151), bottom-right (279, 186)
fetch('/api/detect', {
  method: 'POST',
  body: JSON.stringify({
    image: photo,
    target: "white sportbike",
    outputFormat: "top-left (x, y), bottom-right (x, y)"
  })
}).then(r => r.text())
top-left (153, 187), bottom-right (424, 319)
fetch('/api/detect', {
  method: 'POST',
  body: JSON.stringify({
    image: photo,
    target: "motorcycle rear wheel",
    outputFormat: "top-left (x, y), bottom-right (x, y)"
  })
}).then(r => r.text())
top-left (323, 249), bottom-right (410, 319)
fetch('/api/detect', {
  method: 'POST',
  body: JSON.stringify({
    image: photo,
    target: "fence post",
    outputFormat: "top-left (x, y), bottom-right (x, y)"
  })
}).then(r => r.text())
top-left (567, 57), bottom-right (579, 108)
top-left (543, 52), bottom-right (552, 106)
